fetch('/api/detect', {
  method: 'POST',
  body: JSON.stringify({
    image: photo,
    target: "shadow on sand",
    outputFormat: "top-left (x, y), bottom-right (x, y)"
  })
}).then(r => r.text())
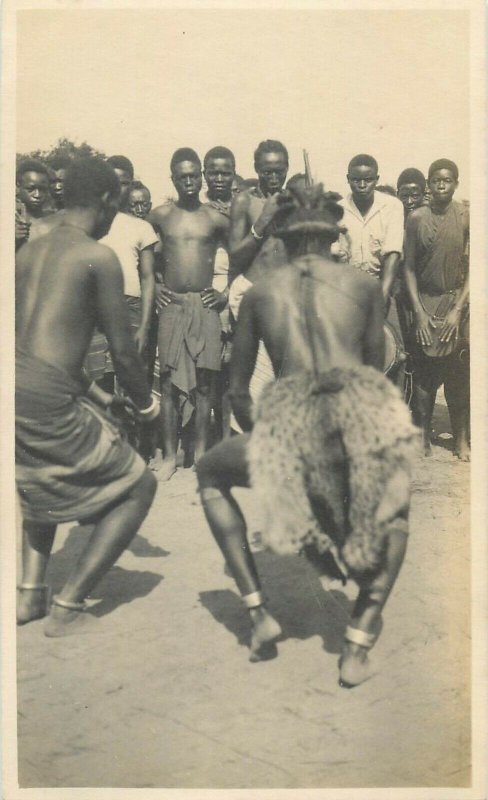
top-left (47, 525), bottom-right (165, 618)
top-left (199, 549), bottom-right (354, 656)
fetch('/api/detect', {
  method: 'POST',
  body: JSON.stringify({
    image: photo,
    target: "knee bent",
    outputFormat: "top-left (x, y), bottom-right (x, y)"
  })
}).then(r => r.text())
top-left (133, 468), bottom-right (157, 505)
top-left (195, 453), bottom-right (215, 488)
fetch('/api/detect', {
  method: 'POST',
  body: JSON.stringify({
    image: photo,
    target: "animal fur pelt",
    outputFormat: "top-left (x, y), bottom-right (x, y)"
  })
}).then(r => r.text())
top-left (247, 366), bottom-right (419, 577)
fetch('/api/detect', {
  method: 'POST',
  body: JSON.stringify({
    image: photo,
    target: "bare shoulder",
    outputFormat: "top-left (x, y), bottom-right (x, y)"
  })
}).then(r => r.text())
top-left (147, 202), bottom-right (174, 226)
top-left (238, 280), bottom-right (263, 312)
top-left (86, 240), bottom-right (121, 272)
top-left (202, 203), bottom-right (223, 221)
top-left (202, 203), bottom-right (229, 230)
top-left (339, 262), bottom-right (381, 300)
top-left (230, 190), bottom-right (250, 215)
top-left (408, 206), bottom-right (426, 226)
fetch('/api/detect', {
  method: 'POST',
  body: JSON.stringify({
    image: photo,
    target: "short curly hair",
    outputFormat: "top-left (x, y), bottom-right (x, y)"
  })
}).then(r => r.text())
top-left (254, 140), bottom-right (289, 170)
top-left (64, 157), bottom-right (120, 209)
top-left (16, 159), bottom-right (49, 183)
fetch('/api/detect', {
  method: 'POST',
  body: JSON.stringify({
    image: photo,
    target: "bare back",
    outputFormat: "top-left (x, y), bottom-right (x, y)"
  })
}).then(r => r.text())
top-left (149, 202), bottom-right (228, 293)
top-left (15, 224), bottom-right (148, 405)
top-left (259, 257), bottom-right (384, 375)
top-left (230, 254), bottom-right (385, 428)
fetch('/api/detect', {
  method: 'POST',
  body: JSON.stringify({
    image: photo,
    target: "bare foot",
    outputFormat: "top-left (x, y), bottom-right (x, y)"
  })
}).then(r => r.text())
top-left (17, 586), bottom-right (49, 625)
top-left (155, 457), bottom-right (177, 482)
top-left (148, 451), bottom-right (163, 471)
top-left (454, 442), bottom-right (470, 462)
top-left (338, 642), bottom-right (374, 688)
top-left (249, 607), bottom-right (282, 662)
top-left (44, 605), bottom-right (101, 637)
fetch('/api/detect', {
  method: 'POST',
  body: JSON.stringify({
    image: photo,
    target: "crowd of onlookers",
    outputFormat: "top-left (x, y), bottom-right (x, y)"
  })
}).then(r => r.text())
top-left (15, 141), bottom-right (470, 477)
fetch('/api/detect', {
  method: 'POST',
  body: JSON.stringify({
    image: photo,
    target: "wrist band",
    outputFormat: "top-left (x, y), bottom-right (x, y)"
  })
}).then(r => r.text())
top-left (139, 395), bottom-right (159, 419)
top-left (250, 224), bottom-right (264, 241)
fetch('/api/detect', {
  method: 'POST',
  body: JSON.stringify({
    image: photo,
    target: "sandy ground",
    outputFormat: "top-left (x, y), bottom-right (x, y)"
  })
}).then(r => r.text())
top-left (16, 400), bottom-right (470, 790)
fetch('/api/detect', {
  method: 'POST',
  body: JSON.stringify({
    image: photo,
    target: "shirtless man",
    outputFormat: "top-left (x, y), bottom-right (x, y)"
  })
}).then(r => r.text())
top-left (197, 184), bottom-right (417, 687)
top-left (229, 139), bottom-right (289, 290)
top-left (15, 159), bottom-right (52, 250)
top-left (203, 146), bottom-right (236, 438)
top-left (148, 148), bottom-right (229, 480)
top-left (16, 157), bottom-right (158, 636)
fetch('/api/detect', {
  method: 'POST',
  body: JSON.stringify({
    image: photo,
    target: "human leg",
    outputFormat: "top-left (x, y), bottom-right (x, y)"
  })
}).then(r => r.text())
top-left (197, 436), bottom-right (281, 659)
top-left (339, 516), bottom-right (408, 687)
top-left (17, 521), bottom-right (56, 624)
top-left (158, 371), bottom-right (178, 480)
top-left (44, 468), bottom-right (156, 636)
top-left (385, 300), bottom-right (407, 393)
top-left (444, 352), bottom-right (470, 461)
top-left (194, 368), bottom-right (217, 463)
top-left (413, 385), bottom-right (437, 455)
top-left (411, 353), bottom-right (443, 455)
top-left (219, 362), bottom-right (232, 440)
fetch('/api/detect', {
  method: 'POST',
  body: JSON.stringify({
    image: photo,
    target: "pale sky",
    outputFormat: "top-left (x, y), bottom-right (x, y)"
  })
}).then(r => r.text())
top-left (17, 8), bottom-right (470, 203)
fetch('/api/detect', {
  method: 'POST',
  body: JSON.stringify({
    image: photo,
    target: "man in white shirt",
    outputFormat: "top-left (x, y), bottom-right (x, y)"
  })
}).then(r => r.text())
top-left (102, 156), bottom-right (159, 356)
top-left (336, 154), bottom-right (404, 297)
top-left (334, 154), bottom-right (406, 386)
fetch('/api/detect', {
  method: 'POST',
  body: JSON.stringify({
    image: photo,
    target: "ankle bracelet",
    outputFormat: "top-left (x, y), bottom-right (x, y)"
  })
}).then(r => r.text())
top-left (18, 584), bottom-right (48, 591)
top-left (344, 625), bottom-right (377, 649)
top-left (52, 595), bottom-right (86, 612)
top-left (242, 591), bottom-right (264, 609)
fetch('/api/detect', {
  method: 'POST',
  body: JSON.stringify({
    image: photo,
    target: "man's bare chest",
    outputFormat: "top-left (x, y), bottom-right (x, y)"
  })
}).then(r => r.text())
top-left (162, 209), bottom-right (217, 245)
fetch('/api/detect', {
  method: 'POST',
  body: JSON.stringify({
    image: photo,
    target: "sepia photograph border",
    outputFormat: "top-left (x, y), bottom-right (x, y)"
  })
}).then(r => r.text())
top-left (1, 0), bottom-right (486, 798)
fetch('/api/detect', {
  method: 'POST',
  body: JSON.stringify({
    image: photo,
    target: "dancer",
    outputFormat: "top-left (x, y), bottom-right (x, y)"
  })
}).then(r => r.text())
top-left (197, 184), bottom-right (417, 686)
top-left (16, 157), bottom-right (158, 636)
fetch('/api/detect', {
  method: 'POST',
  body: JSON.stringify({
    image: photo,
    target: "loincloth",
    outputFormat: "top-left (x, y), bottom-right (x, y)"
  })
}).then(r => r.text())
top-left (15, 349), bottom-right (146, 525)
top-left (158, 291), bottom-right (221, 426)
top-left (247, 366), bottom-right (419, 577)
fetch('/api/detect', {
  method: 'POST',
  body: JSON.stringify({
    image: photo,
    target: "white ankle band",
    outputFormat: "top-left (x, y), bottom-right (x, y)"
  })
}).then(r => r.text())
top-left (18, 584), bottom-right (48, 591)
top-left (52, 595), bottom-right (86, 612)
top-left (242, 591), bottom-right (264, 609)
top-left (344, 625), bottom-right (377, 649)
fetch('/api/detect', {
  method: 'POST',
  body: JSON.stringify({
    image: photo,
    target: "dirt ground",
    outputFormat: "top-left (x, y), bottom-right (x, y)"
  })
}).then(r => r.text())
top-left (16, 399), bottom-right (471, 790)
